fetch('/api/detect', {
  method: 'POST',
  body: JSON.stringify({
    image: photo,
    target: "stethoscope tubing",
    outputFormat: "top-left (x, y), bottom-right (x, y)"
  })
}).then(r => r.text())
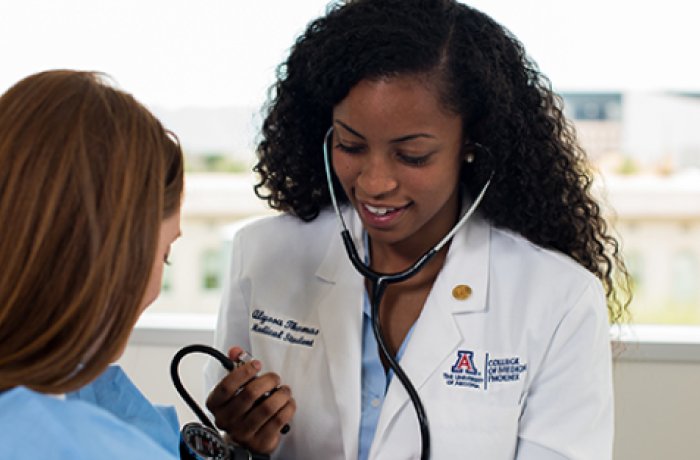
top-left (323, 126), bottom-right (492, 460)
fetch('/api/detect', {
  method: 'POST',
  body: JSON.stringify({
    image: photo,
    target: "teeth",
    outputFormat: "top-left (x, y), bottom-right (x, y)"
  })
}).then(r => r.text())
top-left (365, 204), bottom-right (396, 216)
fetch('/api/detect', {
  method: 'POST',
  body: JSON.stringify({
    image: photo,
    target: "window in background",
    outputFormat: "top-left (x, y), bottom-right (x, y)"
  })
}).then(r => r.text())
top-left (670, 251), bottom-right (700, 312)
top-left (162, 261), bottom-right (174, 294)
top-left (2, 0), bottom-right (699, 324)
top-left (624, 249), bottom-right (644, 303)
top-left (201, 249), bottom-right (223, 291)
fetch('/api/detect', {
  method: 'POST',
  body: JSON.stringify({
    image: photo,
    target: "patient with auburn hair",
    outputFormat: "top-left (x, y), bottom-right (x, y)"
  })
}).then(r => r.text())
top-left (0, 70), bottom-right (183, 459)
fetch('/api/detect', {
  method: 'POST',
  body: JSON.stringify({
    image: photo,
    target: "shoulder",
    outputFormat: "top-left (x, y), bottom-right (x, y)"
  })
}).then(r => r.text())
top-left (0, 387), bottom-right (175, 459)
top-left (236, 209), bottom-right (337, 238)
top-left (232, 209), bottom-right (338, 254)
top-left (485, 224), bottom-right (606, 321)
top-left (228, 209), bottom-right (339, 276)
top-left (68, 365), bottom-right (180, 453)
top-left (490, 225), bottom-right (600, 288)
top-left (474, 224), bottom-right (609, 355)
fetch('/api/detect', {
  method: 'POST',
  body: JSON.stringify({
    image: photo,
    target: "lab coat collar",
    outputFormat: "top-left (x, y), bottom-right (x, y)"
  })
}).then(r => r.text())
top-left (373, 208), bottom-right (491, 453)
top-left (336, 197), bottom-right (491, 457)
top-left (315, 206), bottom-right (365, 460)
top-left (315, 200), bottom-right (492, 459)
top-left (433, 204), bottom-right (491, 315)
top-left (315, 205), bottom-right (367, 283)
top-left (317, 199), bottom-right (491, 314)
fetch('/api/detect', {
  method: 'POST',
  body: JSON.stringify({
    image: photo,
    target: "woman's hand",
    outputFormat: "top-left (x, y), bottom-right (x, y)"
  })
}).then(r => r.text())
top-left (206, 347), bottom-right (296, 454)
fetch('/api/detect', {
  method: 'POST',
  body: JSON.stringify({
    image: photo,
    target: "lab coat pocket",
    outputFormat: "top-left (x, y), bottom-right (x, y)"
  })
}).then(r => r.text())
top-left (429, 393), bottom-right (522, 459)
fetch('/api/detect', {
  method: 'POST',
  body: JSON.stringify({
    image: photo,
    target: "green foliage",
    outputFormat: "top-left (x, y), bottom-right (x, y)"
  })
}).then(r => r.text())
top-left (184, 151), bottom-right (251, 173)
top-left (615, 156), bottom-right (639, 175)
top-left (628, 300), bottom-right (700, 325)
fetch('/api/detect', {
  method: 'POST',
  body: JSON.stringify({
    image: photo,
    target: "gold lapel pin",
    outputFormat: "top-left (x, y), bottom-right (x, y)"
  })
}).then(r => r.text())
top-left (452, 284), bottom-right (472, 300)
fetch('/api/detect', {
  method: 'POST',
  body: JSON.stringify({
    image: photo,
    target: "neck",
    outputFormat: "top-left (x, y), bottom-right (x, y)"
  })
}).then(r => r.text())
top-left (368, 236), bottom-right (450, 288)
top-left (367, 197), bottom-right (461, 273)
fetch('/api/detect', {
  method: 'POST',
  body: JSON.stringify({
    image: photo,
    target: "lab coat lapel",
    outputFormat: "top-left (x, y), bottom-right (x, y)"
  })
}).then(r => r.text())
top-left (372, 214), bottom-right (491, 453)
top-left (315, 207), bottom-right (366, 460)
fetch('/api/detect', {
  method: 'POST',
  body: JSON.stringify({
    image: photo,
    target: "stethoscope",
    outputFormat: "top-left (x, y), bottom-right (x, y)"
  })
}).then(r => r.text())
top-left (322, 126), bottom-right (492, 460)
top-left (171, 344), bottom-right (281, 460)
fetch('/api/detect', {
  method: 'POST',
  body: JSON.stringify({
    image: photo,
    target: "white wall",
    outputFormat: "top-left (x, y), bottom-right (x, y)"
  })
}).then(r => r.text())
top-left (613, 360), bottom-right (700, 460)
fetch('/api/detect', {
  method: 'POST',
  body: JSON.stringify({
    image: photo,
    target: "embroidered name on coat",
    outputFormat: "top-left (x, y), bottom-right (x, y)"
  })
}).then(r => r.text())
top-left (250, 309), bottom-right (319, 347)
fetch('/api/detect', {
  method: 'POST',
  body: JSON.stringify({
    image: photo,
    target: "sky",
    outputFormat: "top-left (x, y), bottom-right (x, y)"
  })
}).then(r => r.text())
top-left (1, 0), bottom-right (700, 108)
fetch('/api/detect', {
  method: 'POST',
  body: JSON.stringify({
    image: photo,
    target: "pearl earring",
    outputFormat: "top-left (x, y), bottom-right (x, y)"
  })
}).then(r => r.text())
top-left (465, 153), bottom-right (475, 164)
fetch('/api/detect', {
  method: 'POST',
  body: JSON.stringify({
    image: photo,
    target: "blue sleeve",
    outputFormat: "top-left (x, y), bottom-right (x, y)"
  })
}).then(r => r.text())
top-left (67, 365), bottom-right (180, 457)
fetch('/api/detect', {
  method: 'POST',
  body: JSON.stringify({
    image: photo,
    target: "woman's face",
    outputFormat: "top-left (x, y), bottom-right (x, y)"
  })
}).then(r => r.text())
top-left (113, 210), bottom-right (181, 362)
top-left (139, 210), bottom-right (181, 313)
top-left (331, 75), bottom-right (464, 253)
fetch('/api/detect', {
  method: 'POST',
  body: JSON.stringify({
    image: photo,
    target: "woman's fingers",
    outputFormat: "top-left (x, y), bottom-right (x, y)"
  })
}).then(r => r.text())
top-left (233, 384), bottom-right (296, 453)
top-left (206, 359), bottom-right (261, 414)
top-left (205, 355), bottom-right (296, 454)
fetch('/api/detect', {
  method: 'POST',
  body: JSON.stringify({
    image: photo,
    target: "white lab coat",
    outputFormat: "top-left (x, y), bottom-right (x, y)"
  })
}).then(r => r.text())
top-left (205, 206), bottom-right (613, 460)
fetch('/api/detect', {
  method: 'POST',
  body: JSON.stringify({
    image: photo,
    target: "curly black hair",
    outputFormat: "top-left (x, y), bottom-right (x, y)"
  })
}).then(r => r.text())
top-left (254, 0), bottom-right (630, 323)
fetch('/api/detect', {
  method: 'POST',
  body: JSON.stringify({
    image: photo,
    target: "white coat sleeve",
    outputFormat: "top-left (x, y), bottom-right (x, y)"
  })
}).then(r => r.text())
top-left (516, 280), bottom-right (614, 460)
top-left (203, 229), bottom-right (253, 397)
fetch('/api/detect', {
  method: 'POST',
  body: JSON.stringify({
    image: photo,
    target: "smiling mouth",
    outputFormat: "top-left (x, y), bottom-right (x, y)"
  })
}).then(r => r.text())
top-left (364, 204), bottom-right (398, 216)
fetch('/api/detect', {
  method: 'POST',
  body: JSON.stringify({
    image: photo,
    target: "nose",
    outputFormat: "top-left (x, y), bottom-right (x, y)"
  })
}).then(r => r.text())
top-left (356, 152), bottom-right (398, 198)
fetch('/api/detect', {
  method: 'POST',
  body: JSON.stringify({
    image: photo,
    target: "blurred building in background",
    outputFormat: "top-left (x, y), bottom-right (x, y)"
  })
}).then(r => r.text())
top-left (151, 91), bottom-right (700, 325)
top-left (562, 91), bottom-right (700, 172)
top-left (151, 171), bottom-right (700, 325)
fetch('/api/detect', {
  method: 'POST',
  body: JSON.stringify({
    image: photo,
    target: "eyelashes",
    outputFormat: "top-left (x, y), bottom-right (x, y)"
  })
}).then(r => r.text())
top-left (335, 142), bottom-right (364, 154)
top-left (398, 153), bottom-right (429, 166)
top-left (334, 142), bottom-right (431, 166)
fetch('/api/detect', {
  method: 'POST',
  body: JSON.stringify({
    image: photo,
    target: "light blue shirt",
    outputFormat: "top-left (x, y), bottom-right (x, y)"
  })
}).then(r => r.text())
top-left (0, 365), bottom-right (179, 459)
top-left (358, 234), bottom-right (416, 460)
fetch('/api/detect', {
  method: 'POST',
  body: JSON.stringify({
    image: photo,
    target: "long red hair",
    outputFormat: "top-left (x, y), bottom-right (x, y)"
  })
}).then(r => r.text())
top-left (0, 70), bottom-right (183, 393)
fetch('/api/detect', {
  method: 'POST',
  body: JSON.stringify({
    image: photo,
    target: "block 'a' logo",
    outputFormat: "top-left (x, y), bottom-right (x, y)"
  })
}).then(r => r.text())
top-left (451, 350), bottom-right (477, 375)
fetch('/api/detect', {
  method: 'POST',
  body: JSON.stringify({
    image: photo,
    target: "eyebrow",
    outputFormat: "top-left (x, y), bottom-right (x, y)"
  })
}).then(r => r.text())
top-left (334, 119), bottom-right (437, 143)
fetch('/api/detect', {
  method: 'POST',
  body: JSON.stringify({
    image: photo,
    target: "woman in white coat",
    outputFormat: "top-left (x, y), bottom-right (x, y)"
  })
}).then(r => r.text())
top-left (205, 0), bottom-right (630, 458)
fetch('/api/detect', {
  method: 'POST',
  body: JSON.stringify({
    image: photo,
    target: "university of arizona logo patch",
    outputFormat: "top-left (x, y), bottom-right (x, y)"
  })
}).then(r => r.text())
top-left (443, 349), bottom-right (528, 390)
top-left (443, 350), bottom-right (484, 389)
top-left (451, 350), bottom-right (477, 375)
